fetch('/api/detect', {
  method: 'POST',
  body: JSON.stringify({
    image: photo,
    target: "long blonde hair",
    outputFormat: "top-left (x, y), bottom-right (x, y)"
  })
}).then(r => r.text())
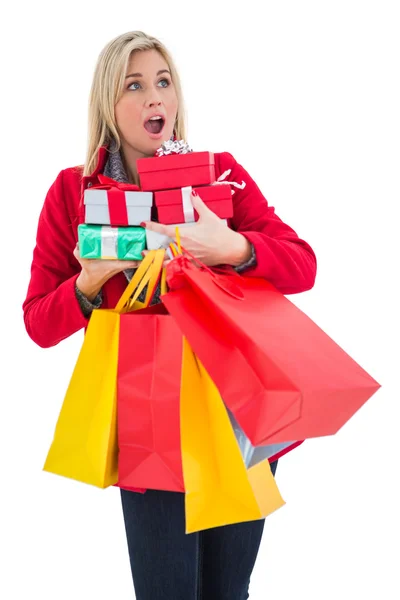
top-left (83, 31), bottom-right (187, 178)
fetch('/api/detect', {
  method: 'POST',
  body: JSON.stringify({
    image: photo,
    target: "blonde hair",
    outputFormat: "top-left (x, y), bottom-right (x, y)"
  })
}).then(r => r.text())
top-left (83, 31), bottom-right (187, 178)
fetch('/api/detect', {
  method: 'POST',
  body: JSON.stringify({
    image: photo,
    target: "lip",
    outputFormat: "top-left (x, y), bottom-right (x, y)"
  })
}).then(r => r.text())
top-left (143, 113), bottom-right (166, 139)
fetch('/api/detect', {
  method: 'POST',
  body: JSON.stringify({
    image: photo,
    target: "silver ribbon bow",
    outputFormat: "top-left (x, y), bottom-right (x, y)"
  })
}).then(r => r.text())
top-left (155, 139), bottom-right (193, 157)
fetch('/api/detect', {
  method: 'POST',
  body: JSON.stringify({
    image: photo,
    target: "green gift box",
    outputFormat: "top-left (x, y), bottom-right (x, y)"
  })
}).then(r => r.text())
top-left (78, 224), bottom-right (146, 260)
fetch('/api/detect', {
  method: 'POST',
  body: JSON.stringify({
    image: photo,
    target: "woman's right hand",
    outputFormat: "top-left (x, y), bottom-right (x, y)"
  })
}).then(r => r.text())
top-left (74, 244), bottom-right (141, 302)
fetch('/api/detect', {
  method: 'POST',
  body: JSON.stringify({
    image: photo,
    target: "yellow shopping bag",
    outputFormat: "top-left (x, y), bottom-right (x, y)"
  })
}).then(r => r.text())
top-left (43, 250), bottom-right (166, 488)
top-left (181, 337), bottom-right (285, 533)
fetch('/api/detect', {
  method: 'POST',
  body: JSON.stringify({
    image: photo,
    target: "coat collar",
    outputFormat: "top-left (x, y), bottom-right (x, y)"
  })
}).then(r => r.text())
top-left (81, 145), bottom-right (109, 186)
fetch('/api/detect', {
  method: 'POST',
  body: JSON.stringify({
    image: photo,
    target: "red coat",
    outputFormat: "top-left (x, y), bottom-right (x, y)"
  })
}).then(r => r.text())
top-left (23, 148), bottom-right (317, 348)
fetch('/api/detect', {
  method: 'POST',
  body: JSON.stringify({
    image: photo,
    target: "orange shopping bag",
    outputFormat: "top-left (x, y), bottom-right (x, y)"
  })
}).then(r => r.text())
top-left (180, 337), bottom-right (285, 534)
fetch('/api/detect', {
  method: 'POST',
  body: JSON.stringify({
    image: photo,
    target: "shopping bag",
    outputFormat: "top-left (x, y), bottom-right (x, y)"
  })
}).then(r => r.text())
top-left (181, 337), bottom-right (285, 533)
top-left (43, 309), bottom-right (120, 488)
top-left (163, 253), bottom-right (381, 447)
top-left (43, 251), bottom-right (164, 488)
top-left (117, 310), bottom-right (185, 492)
top-left (227, 409), bottom-right (302, 468)
top-left (164, 278), bottom-right (301, 464)
top-left (115, 246), bottom-right (187, 492)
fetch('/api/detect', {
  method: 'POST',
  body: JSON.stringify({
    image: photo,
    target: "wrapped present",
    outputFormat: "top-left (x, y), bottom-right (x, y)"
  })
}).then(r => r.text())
top-left (84, 175), bottom-right (153, 226)
top-left (146, 220), bottom-right (228, 251)
top-left (137, 151), bottom-right (216, 191)
top-left (155, 185), bottom-right (233, 225)
top-left (78, 224), bottom-right (145, 260)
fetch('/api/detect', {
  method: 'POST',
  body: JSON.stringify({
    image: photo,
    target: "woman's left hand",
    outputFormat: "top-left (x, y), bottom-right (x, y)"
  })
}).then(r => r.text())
top-left (142, 190), bottom-right (252, 267)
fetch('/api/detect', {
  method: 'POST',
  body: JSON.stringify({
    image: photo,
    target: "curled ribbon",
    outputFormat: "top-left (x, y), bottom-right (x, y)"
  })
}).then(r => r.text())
top-left (211, 169), bottom-right (246, 195)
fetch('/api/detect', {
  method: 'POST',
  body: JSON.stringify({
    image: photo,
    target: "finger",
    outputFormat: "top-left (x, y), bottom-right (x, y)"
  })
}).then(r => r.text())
top-left (141, 221), bottom-right (175, 237)
top-left (191, 190), bottom-right (214, 219)
top-left (115, 260), bottom-right (141, 269)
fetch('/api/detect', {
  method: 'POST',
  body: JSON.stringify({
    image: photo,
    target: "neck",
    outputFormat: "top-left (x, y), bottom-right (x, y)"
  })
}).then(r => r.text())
top-left (120, 141), bottom-right (153, 185)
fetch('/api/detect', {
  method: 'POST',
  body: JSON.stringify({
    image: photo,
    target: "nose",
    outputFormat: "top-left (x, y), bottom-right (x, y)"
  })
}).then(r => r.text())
top-left (145, 86), bottom-right (163, 108)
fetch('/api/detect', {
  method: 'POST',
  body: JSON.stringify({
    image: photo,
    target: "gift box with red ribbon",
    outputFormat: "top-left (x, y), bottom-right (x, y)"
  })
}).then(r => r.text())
top-left (84, 175), bottom-right (153, 227)
top-left (137, 152), bottom-right (216, 192)
top-left (155, 184), bottom-right (233, 225)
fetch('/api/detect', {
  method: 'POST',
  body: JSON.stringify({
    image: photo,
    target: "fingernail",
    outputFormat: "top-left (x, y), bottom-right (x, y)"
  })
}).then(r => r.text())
top-left (141, 251), bottom-right (146, 257)
top-left (140, 222), bottom-right (146, 227)
top-left (191, 189), bottom-right (198, 197)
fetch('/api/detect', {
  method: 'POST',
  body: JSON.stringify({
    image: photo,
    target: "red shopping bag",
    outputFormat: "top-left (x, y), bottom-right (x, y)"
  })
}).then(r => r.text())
top-left (111, 250), bottom-right (185, 493)
top-left (164, 282), bottom-right (302, 460)
top-left (162, 255), bottom-right (381, 446)
top-left (117, 308), bottom-right (185, 492)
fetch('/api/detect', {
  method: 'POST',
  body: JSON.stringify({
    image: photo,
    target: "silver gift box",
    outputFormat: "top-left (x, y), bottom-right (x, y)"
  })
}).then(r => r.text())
top-left (84, 188), bottom-right (153, 226)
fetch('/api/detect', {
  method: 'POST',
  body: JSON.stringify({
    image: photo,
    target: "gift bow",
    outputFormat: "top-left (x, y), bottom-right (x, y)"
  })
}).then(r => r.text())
top-left (94, 174), bottom-right (141, 192)
top-left (155, 139), bottom-right (193, 156)
top-left (88, 175), bottom-right (141, 226)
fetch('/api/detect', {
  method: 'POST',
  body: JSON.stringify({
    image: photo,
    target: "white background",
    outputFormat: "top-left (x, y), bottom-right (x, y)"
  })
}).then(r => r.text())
top-left (2, 0), bottom-right (399, 598)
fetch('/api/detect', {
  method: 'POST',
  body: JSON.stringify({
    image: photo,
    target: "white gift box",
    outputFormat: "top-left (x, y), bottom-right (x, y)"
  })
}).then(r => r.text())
top-left (84, 188), bottom-right (153, 226)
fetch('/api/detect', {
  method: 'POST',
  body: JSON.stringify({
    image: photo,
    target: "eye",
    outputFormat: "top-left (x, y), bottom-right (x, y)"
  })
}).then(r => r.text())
top-left (128, 81), bottom-right (141, 91)
top-left (158, 78), bottom-right (170, 88)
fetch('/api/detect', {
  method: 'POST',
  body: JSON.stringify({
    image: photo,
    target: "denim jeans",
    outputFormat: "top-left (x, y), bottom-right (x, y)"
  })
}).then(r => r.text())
top-left (120, 460), bottom-right (278, 599)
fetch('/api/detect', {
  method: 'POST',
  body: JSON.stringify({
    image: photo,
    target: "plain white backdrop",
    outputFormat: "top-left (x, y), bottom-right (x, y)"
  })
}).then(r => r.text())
top-left (2, 0), bottom-right (399, 598)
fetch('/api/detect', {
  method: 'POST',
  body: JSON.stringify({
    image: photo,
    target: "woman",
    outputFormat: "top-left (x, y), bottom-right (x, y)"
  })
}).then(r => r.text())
top-left (23, 31), bottom-right (317, 599)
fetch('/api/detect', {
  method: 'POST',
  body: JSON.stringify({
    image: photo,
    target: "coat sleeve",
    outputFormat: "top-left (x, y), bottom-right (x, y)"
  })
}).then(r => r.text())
top-left (220, 152), bottom-right (317, 294)
top-left (22, 170), bottom-right (89, 348)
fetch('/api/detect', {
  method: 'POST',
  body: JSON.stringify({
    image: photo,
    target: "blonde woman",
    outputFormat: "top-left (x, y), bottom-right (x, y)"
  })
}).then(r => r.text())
top-left (23, 31), bottom-right (317, 599)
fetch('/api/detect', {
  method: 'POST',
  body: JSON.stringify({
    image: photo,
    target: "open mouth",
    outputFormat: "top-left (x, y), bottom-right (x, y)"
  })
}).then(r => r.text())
top-left (144, 116), bottom-right (165, 135)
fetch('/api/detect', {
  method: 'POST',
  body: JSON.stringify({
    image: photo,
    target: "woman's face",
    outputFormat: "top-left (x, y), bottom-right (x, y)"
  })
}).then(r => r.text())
top-left (115, 49), bottom-right (178, 159)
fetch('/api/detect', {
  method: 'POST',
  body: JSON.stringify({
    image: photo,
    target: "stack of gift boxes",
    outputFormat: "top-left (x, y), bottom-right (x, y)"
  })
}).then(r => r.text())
top-left (78, 141), bottom-right (238, 260)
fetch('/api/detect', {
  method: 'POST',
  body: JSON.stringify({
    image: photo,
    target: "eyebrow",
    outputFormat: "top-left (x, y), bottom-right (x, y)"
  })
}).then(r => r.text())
top-left (125, 69), bottom-right (171, 79)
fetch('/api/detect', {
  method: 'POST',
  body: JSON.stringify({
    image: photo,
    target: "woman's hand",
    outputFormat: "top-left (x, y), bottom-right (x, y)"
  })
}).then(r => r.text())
top-left (74, 245), bottom-right (141, 301)
top-left (142, 190), bottom-right (252, 267)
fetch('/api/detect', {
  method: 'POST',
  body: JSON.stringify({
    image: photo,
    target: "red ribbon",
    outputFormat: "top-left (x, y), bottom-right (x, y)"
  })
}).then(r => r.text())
top-left (90, 175), bottom-right (141, 226)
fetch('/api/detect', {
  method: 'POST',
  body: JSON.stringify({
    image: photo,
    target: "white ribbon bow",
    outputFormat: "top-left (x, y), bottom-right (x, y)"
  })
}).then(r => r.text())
top-left (211, 169), bottom-right (246, 195)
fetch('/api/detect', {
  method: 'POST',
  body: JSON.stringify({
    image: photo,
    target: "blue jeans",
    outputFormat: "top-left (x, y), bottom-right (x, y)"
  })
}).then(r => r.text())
top-left (120, 460), bottom-right (278, 599)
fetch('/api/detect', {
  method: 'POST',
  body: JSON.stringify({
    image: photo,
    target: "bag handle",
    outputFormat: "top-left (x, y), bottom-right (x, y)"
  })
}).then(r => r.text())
top-left (115, 250), bottom-right (165, 313)
top-left (125, 249), bottom-right (165, 312)
top-left (143, 249), bottom-right (166, 307)
top-left (168, 230), bottom-right (244, 300)
top-left (160, 267), bottom-right (168, 295)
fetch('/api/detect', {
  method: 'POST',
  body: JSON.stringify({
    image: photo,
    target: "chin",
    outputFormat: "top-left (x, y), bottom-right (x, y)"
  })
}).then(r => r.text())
top-left (123, 131), bottom-right (173, 158)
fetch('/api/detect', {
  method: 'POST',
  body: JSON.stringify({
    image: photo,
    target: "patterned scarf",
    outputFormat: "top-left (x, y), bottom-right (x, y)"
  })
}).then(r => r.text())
top-left (103, 139), bottom-right (131, 183)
